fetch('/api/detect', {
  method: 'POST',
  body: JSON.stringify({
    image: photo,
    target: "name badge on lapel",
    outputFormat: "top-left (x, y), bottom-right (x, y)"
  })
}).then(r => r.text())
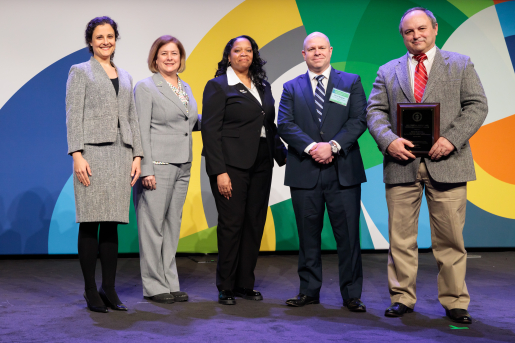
top-left (239, 89), bottom-right (247, 94)
top-left (329, 88), bottom-right (350, 106)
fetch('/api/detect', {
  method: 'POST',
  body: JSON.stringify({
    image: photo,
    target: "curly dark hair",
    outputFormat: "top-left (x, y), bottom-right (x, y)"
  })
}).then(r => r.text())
top-left (215, 35), bottom-right (267, 92)
top-left (85, 16), bottom-right (119, 60)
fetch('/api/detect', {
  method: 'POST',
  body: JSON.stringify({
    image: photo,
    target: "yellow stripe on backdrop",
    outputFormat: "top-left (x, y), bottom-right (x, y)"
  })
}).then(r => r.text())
top-left (468, 161), bottom-right (515, 220)
top-left (178, 0), bottom-right (303, 251)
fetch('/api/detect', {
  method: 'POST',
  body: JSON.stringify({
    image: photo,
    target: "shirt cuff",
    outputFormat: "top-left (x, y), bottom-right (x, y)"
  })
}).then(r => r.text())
top-left (304, 142), bottom-right (317, 154)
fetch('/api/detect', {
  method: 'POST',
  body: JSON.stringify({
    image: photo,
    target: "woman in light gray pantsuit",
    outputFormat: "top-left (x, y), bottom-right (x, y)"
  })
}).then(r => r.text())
top-left (66, 16), bottom-right (143, 313)
top-left (133, 35), bottom-right (198, 304)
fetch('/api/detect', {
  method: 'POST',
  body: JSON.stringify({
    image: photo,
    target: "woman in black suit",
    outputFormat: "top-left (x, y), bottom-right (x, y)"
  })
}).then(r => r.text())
top-left (201, 35), bottom-right (287, 305)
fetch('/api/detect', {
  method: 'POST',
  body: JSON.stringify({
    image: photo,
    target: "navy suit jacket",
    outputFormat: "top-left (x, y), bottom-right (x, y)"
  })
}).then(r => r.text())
top-left (278, 67), bottom-right (367, 188)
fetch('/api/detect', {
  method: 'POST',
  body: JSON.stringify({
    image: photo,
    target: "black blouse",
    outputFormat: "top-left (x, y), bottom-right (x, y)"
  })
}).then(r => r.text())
top-left (110, 77), bottom-right (119, 96)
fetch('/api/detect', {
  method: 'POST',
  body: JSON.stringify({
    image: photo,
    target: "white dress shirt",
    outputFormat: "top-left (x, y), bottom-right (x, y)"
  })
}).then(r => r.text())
top-left (408, 45), bottom-right (437, 94)
top-left (226, 66), bottom-right (266, 138)
top-left (307, 66), bottom-right (331, 96)
top-left (304, 65), bottom-right (341, 154)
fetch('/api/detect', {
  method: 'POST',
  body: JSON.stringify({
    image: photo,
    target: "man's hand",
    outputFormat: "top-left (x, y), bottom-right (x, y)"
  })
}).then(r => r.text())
top-left (310, 142), bottom-right (333, 164)
top-left (428, 137), bottom-right (455, 161)
top-left (387, 138), bottom-right (416, 161)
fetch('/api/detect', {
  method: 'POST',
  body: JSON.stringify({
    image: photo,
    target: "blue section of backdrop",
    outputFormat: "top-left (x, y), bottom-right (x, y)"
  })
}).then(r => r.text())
top-left (0, 48), bottom-right (91, 254)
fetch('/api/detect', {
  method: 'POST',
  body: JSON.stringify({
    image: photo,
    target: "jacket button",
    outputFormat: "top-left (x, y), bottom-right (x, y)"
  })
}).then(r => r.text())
top-left (184, 117), bottom-right (188, 121)
top-left (262, 111), bottom-right (265, 115)
top-left (184, 133), bottom-right (188, 136)
top-left (320, 131), bottom-right (324, 135)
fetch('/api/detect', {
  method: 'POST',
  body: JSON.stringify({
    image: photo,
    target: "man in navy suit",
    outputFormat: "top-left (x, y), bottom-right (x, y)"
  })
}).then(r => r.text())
top-left (278, 32), bottom-right (368, 311)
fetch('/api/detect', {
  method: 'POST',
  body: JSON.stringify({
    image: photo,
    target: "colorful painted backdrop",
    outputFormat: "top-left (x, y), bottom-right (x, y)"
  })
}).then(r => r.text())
top-left (0, 0), bottom-right (514, 254)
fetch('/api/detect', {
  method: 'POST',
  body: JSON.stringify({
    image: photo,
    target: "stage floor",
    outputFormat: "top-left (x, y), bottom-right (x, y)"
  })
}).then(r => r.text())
top-left (1, 252), bottom-right (514, 342)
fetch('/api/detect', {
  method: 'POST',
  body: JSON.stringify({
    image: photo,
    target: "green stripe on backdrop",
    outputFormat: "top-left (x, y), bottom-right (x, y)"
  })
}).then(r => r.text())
top-left (297, 0), bottom-right (482, 103)
top-left (446, 0), bottom-right (494, 17)
top-left (295, 0), bottom-right (371, 63)
top-left (119, 191), bottom-right (139, 253)
top-left (177, 226), bottom-right (218, 253)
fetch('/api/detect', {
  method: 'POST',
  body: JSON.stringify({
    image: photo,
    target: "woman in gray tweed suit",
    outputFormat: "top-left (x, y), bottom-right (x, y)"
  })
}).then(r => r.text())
top-left (65, 16), bottom-right (143, 313)
top-left (133, 36), bottom-right (198, 304)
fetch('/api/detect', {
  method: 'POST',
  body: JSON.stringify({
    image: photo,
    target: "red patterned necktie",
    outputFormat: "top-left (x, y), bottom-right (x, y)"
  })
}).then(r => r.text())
top-left (413, 53), bottom-right (428, 103)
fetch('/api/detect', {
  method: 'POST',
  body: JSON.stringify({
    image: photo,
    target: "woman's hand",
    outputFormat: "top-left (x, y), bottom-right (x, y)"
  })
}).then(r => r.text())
top-left (217, 172), bottom-right (232, 200)
top-left (72, 152), bottom-right (92, 187)
top-left (142, 175), bottom-right (157, 190)
top-left (131, 157), bottom-right (142, 187)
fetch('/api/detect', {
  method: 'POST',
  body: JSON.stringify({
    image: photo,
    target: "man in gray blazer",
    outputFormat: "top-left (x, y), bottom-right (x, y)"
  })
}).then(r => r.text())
top-left (366, 7), bottom-right (487, 324)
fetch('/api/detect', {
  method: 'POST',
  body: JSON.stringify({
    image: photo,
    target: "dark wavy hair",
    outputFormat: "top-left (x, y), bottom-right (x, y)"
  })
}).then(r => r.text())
top-left (215, 35), bottom-right (267, 92)
top-left (85, 16), bottom-right (119, 60)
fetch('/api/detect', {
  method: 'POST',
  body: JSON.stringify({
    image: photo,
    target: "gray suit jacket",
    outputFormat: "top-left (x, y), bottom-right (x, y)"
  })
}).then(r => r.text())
top-left (134, 73), bottom-right (198, 177)
top-left (66, 57), bottom-right (144, 157)
top-left (366, 48), bottom-right (488, 184)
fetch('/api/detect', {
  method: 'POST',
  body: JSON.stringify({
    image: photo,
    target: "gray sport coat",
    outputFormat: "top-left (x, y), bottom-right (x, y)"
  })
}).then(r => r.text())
top-left (66, 57), bottom-right (144, 157)
top-left (134, 73), bottom-right (198, 177)
top-left (366, 48), bottom-right (488, 184)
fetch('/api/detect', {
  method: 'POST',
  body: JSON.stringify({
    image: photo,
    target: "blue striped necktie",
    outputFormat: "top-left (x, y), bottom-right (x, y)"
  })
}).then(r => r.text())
top-left (314, 75), bottom-right (325, 123)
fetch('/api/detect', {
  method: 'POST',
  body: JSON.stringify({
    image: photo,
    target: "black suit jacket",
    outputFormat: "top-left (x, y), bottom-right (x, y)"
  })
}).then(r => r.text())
top-left (278, 68), bottom-right (367, 188)
top-left (201, 74), bottom-right (286, 176)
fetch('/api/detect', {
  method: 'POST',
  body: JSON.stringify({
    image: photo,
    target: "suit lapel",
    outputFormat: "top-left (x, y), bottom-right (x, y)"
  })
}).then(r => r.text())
top-left (257, 83), bottom-right (265, 106)
top-left (90, 57), bottom-right (117, 98)
top-left (232, 83), bottom-right (263, 110)
top-left (183, 82), bottom-right (193, 114)
top-left (116, 69), bottom-right (130, 101)
top-left (320, 67), bottom-right (339, 128)
top-left (152, 73), bottom-right (188, 117)
top-left (422, 48), bottom-right (445, 102)
top-left (395, 53), bottom-right (416, 103)
top-left (299, 72), bottom-right (319, 125)
top-left (89, 57), bottom-right (118, 112)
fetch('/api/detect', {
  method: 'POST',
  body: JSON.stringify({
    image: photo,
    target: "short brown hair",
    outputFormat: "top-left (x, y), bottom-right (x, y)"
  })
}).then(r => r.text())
top-left (147, 35), bottom-right (186, 73)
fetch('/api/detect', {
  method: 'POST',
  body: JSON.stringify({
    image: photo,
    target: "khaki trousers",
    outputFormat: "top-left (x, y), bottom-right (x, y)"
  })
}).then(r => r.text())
top-left (386, 161), bottom-right (469, 310)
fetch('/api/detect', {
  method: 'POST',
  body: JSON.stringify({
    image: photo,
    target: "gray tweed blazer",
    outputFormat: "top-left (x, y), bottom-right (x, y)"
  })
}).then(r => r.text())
top-left (134, 73), bottom-right (198, 177)
top-left (366, 48), bottom-right (488, 184)
top-left (66, 57), bottom-right (144, 157)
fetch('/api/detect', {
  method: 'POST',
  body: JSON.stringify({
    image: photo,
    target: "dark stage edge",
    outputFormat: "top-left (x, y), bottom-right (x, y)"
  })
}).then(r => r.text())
top-left (1, 252), bottom-right (514, 342)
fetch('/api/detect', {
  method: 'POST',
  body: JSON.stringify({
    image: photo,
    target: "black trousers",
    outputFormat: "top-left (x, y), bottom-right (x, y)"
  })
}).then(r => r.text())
top-left (210, 138), bottom-right (272, 291)
top-left (290, 163), bottom-right (363, 300)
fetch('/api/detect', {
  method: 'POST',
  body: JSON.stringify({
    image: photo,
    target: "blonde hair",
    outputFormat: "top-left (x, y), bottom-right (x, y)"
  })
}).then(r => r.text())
top-left (148, 35), bottom-right (186, 73)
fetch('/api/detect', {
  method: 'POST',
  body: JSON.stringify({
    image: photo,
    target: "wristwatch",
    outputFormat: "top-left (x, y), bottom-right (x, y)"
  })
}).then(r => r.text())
top-left (330, 141), bottom-right (338, 154)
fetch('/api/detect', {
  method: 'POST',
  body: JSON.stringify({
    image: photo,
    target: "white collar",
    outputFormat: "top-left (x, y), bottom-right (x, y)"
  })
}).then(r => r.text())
top-left (308, 65), bottom-right (332, 82)
top-left (226, 66), bottom-right (253, 88)
top-left (408, 45), bottom-right (437, 61)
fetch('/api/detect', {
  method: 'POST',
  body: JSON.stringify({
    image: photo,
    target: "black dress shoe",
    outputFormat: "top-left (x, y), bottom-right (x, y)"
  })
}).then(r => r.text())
top-left (83, 292), bottom-right (108, 313)
top-left (344, 298), bottom-right (367, 312)
top-left (99, 287), bottom-right (128, 311)
top-left (233, 287), bottom-right (263, 301)
top-left (145, 293), bottom-right (175, 304)
top-left (285, 293), bottom-right (320, 307)
top-left (219, 290), bottom-right (236, 305)
top-left (385, 302), bottom-right (413, 317)
top-left (170, 291), bottom-right (188, 302)
top-left (446, 308), bottom-right (472, 324)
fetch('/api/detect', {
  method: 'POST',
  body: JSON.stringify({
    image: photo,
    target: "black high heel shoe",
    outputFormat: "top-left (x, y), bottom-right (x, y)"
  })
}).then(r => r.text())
top-left (83, 292), bottom-right (108, 313)
top-left (99, 287), bottom-right (128, 311)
